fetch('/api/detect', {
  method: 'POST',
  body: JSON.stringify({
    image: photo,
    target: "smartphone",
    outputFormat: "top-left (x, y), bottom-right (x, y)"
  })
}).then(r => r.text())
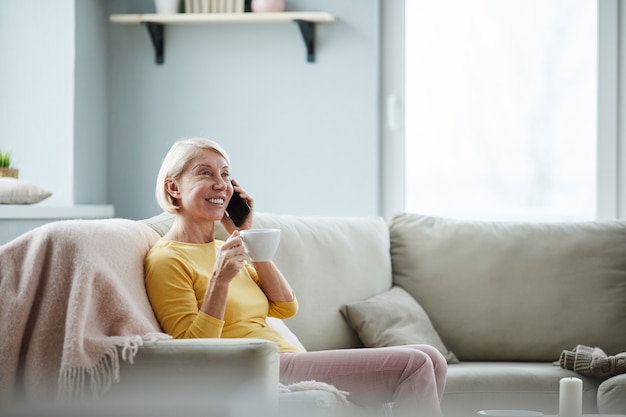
top-left (226, 182), bottom-right (251, 227)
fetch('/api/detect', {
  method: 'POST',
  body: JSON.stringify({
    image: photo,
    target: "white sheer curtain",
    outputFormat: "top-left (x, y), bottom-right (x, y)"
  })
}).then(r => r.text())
top-left (402, 0), bottom-right (597, 221)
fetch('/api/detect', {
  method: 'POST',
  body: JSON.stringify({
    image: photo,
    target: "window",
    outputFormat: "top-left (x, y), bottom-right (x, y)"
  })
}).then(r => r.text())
top-left (403, 0), bottom-right (597, 221)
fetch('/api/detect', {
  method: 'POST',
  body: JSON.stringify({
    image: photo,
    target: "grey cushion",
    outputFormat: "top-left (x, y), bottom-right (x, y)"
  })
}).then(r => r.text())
top-left (340, 286), bottom-right (458, 363)
top-left (389, 213), bottom-right (626, 361)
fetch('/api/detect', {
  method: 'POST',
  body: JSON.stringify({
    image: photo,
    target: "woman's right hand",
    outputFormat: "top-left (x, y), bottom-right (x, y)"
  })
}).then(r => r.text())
top-left (212, 230), bottom-right (246, 284)
top-left (201, 231), bottom-right (246, 321)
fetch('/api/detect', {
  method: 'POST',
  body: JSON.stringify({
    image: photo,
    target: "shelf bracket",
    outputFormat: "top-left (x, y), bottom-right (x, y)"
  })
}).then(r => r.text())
top-left (294, 19), bottom-right (316, 63)
top-left (143, 22), bottom-right (165, 64)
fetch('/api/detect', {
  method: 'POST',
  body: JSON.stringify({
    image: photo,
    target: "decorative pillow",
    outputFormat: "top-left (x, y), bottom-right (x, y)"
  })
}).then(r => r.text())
top-left (267, 317), bottom-right (307, 352)
top-left (340, 286), bottom-right (459, 363)
top-left (0, 177), bottom-right (52, 204)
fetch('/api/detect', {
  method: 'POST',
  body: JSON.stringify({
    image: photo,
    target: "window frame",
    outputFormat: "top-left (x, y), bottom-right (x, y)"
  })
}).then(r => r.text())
top-left (380, 0), bottom-right (624, 220)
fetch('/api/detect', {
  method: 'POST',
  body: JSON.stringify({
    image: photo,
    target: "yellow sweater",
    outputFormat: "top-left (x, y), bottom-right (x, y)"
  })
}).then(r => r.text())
top-left (144, 238), bottom-right (300, 352)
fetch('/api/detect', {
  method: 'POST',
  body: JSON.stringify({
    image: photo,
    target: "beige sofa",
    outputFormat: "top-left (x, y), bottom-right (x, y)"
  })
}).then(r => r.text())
top-left (0, 217), bottom-right (279, 417)
top-left (140, 211), bottom-right (626, 416)
top-left (3, 211), bottom-right (625, 417)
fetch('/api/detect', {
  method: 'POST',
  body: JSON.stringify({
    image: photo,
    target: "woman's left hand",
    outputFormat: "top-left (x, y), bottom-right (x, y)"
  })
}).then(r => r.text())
top-left (221, 179), bottom-right (254, 233)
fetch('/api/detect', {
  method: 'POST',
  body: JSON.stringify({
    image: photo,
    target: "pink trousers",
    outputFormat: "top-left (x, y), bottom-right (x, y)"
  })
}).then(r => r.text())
top-left (279, 344), bottom-right (447, 417)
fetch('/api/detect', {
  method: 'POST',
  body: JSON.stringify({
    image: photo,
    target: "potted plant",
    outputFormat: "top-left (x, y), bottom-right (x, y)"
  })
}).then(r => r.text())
top-left (0, 150), bottom-right (18, 178)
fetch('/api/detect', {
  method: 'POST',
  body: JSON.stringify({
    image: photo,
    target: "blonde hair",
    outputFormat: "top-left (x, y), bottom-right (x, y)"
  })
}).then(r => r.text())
top-left (156, 137), bottom-right (231, 213)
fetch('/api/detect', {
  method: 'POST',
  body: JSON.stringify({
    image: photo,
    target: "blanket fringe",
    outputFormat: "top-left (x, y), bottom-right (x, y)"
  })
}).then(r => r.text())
top-left (121, 333), bottom-right (172, 364)
top-left (58, 345), bottom-right (120, 401)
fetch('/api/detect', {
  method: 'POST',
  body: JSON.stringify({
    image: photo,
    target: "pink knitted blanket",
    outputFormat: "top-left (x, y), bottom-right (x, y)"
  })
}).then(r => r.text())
top-left (0, 219), bottom-right (170, 403)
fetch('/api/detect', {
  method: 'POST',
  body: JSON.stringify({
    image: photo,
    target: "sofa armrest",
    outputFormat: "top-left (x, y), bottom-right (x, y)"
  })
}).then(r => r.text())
top-left (107, 338), bottom-right (279, 413)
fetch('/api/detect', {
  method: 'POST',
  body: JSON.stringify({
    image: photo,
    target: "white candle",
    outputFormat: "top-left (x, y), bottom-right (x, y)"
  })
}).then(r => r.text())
top-left (559, 377), bottom-right (583, 417)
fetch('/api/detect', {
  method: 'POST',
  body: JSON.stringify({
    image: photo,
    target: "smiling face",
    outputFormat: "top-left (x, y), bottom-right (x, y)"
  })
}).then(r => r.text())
top-left (166, 147), bottom-right (234, 223)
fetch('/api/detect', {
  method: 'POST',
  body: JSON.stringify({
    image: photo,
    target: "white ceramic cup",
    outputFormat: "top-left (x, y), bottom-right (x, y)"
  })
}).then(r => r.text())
top-left (239, 229), bottom-right (281, 262)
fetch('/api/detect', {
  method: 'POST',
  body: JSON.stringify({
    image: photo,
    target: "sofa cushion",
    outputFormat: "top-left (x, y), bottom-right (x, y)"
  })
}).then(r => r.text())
top-left (141, 212), bottom-right (392, 352)
top-left (340, 286), bottom-right (458, 363)
top-left (597, 373), bottom-right (626, 414)
top-left (279, 390), bottom-right (344, 416)
top-left (442, 362), bottom-right (599, 416)
top-left (389, 213), bottom-right (626, 361)
top-left (248, 212), bottom-right (392, 351)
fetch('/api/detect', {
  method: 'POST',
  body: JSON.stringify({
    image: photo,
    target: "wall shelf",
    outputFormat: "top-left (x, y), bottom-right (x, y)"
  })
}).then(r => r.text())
top-left (109, 12), bottom-right (336, 64)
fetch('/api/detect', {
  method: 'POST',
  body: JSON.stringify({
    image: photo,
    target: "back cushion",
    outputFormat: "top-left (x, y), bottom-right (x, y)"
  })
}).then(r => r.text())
top-left (142, 211), bottom-right (392, 351)
top-left (248, 213), bottom-right (392, 351)
top-left (389, 213), bottom-right (626, 361)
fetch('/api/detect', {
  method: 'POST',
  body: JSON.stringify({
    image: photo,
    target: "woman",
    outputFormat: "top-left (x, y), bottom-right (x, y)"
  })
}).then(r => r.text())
top-left (144, 137), bottom-right (447, 417)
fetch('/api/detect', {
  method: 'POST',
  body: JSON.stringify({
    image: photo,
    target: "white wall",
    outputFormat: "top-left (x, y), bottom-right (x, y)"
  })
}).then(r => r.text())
top-left (0, 0), bottom-right (113, 245)
top-left (0, 0), bottom-right (76, 206)
top-left (107, 0), bottom-right (381, 220)
top-left (74, 0), bottom-right (109, 205)
top-left (0, 0), bottom-right (381, 224)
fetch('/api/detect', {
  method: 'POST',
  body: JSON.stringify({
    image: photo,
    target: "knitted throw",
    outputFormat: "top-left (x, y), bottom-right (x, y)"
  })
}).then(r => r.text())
top-left (558, 344), bottom-right (626, 377)
top-left (0, 219), bottom-right (171, 403)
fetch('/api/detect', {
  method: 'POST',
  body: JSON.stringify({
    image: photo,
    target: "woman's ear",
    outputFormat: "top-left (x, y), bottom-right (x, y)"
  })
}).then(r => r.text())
top-left (165, 178), bottom-right (181, 199)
